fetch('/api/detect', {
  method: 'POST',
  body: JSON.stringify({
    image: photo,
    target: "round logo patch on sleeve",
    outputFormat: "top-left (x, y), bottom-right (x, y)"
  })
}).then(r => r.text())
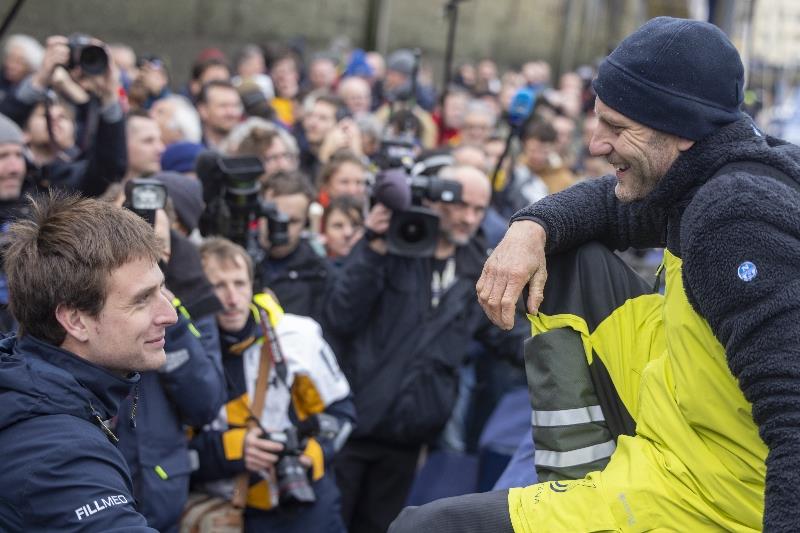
top-left (738, 261), bottom-right (758, 282)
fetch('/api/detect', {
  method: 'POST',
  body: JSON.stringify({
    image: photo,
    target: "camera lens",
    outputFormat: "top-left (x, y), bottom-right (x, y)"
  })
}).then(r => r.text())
top-left (399, 221), bottom-right (428, 243)
top-left (79, 45), bottom-right (109, 76)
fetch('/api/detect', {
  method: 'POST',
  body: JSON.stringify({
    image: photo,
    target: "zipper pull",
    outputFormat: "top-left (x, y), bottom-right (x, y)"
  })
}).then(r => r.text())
top-left (129, 384), bottom-right (139, 429)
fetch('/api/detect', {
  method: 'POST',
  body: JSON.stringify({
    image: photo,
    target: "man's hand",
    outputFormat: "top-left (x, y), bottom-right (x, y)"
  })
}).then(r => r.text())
top-left (243, 427), bottom-right (284, 473)
top-left (31, 36), bottom-right (70, 91)
top-left (364, 203), bottom-right (392, 255)
top-left (476, 220), bottom-right (548, 329)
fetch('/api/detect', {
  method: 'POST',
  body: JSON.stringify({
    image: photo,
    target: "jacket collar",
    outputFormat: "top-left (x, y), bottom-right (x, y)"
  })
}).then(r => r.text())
top-left (644, 117), bottom-right (800, 210)
top-left (13, 334), bottom-right (139, 421)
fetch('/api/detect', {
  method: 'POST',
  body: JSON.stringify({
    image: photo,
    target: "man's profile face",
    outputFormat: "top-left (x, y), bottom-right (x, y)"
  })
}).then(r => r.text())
top-left (200, 86), bottom-right (243, 136)
top-left (0, 142), bottom-right (26, 201)
top-left (81, 258), bottom-right (177, 373)
top-left (589, 98), bottom-right (684, 202)
top-left (436, 168), bottom-right (490, 246)
top-left (127, 116), bottom-right (165, 177)
top-left (203, 255), bottom-right (253, 333)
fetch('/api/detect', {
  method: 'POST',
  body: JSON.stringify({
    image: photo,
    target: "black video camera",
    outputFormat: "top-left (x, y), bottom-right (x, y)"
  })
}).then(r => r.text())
top-left (67, 34), bottom-right (109, 76)
top-left (196, 152), bottom-right (289, 248)
top-left (372, 166), bottom-right (462, 258)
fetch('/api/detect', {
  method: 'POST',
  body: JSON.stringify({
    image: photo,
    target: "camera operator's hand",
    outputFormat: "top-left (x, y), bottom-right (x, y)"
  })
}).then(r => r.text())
top-left (364, 203), bottom-right (391, 255)
top-left (244, 427), bottom-right (284, 473)
top-left (31, 36), bottom-right (70, 91)
top-left (76, 54), bottom-right (121, 109)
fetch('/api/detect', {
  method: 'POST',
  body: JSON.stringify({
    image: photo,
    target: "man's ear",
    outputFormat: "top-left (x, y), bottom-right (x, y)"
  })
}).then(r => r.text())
top-left (55, 304), bottom-right (90, 343)
top-left (677, 137), bottom-right (695, 152)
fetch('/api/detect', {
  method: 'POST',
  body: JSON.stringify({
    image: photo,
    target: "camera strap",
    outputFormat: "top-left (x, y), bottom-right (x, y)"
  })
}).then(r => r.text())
top-left (231, 307), bottom-right (274, 509)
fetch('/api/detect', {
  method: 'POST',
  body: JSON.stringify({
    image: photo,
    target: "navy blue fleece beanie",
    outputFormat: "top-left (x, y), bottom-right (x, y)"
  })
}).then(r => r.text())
top-left (592, 17), bottom-right (744, 141)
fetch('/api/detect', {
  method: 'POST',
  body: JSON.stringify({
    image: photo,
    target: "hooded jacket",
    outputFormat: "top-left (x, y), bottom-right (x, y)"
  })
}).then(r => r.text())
top-left (512, 117), bottom-right (800, 531)
top-left (0, 334), bottom-right (156, 531)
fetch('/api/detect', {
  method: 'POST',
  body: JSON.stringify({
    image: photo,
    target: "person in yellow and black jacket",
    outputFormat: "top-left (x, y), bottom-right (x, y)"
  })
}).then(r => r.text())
top-left (391, 17), bottom-right (800, 533)
top-left (191, 237), bottom-right (354, 533)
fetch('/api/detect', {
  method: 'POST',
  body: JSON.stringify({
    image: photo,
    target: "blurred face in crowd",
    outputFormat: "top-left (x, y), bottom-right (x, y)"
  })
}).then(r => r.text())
top-left (461, 110), bottom-right (494, 146)
top-left (25, 103), bottom-right (75, 150)
top-left (365, 52), bottom-right (385, 82)
top-left (303, 100), bottom-right (338, 146)
top-left (203, 254), bottom-right (253, 333)
top-left (590, 98), bottom-right (692, 203)
top-left (67, 258), bottom-right (177, 373)
top-left (127, 115), bottom-right (164, 177)
top-left (477, 59), bottom-right (498, 83)
top-left (523, 137), bottom-right (553, 174)
top-left (326, 161), bottom-right (367, 203)
top-left (309, 58), bottom-right (338, 91)
top-left (271, 57), bottom-right (299, 99)
top-left (199, 85), bottom-right (243, 137)
top-left (443, 91), bottom-right (468, 131)
top-left (435, 166), bottom-right (490, 246)
top-left (0, 142), bottom-right (26, 201)
top-left (324, 206), bottom-right (363, 258)
top-left (552, 115), bottom-right (576, 156)
top-left (453, 145), bottom-right (488, 172)
top-left (110, 44), bottom-right (138, 80)
top-left (4, 44), bottom-right (32, 84)
top-left (238, 51), bottom-right (265, 78)
top-left (263, 136), bottom-right (298, 176)
top-left (338, 77), bottom-right (372, 116)
top-left (149, 98), bottom-right (181, 145)
top-left (261, 191), bottom-right (309, 258)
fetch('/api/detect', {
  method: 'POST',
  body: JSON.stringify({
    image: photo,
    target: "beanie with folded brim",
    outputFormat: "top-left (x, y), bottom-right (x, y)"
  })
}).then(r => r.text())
top-left (592, 16), bottom-right (744, 141)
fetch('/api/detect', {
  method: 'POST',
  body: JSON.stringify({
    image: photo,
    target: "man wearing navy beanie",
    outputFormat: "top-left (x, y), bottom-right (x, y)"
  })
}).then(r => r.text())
top-left (392, 17), bottom-right (800, 533)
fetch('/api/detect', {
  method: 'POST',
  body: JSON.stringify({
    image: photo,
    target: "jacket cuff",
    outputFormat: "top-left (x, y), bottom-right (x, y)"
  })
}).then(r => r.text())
top-left (222, 428), bottom-right (247, 461)
top-left (16, 76), bottom-right (47, 105)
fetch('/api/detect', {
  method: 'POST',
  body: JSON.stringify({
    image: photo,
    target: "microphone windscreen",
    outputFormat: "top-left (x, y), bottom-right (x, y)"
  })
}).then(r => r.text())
top-left (373, 168), bottom-right (411, 211)
top-left (508, 87), bottom-right (536, 128)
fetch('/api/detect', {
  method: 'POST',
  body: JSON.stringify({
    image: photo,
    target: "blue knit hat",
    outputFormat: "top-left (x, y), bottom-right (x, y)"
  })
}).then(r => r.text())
top-left (592, 17), bottom-right (744, 141)
top-left (161, 141), bottom-right (204, 174)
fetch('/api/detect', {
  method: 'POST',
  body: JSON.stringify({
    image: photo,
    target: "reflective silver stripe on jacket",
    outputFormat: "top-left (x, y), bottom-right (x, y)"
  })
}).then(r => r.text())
top-left (535, 440), bottom-right (616, 468)
top-left (531, 405), bottom-right (605, 427)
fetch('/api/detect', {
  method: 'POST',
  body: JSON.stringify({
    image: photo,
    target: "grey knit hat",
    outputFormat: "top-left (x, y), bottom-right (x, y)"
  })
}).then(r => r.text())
top-left (0, 113), bottom-right (23, 145)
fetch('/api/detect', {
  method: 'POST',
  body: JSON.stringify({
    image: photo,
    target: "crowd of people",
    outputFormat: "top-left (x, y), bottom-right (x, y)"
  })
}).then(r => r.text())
top-left (0, 23), bottom-right (754, 533)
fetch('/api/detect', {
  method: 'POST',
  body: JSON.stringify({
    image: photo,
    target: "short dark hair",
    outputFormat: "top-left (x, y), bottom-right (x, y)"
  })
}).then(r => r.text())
top-left (199, 236), bottom-right (254, 283)
top-left (323, 194), bottom-right (364, 230)
top-left (313, 94), bottom-right (347, 121)
top-left (261, 170), bottom-right (315, 201)
top-left (191, 57), bottom-right (229, 82)
top-left (5, 191), bottom-right (161, 345)
top-left (197, 80), bottom-right (239, 106)
top-left (521, 119), bottom-right (557, 143)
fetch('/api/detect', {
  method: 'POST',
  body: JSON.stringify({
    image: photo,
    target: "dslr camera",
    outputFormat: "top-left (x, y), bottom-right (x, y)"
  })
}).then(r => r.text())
top-left (67, 34), bottom-right (109, 75)
top-left (196, 152), bottom-right (289, 248)
top-left (260, 413), bottom-right (345, 506)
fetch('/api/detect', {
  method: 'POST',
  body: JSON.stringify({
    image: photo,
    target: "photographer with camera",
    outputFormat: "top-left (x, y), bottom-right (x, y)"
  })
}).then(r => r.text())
top-left (325, 164), bottom-right (526, 532)
top-left (189, 237), bottom-right (355, 533)
top-left (0, 34), bottom-right (127, 198)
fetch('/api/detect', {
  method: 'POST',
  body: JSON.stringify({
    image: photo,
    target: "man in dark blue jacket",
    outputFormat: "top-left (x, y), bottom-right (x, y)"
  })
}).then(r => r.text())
top-left (0, 193), bottom-right (177, 531)
top-left (325, 165), bottom-right (525, 533)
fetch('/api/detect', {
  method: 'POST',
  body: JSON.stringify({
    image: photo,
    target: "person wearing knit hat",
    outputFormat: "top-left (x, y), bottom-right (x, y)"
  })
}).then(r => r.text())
top-left (160, 141), bottom-right (204, 175)
top-left (152, 171), bottom-right (204, 234)
top-left (391, 17), bottom-right (800, 533)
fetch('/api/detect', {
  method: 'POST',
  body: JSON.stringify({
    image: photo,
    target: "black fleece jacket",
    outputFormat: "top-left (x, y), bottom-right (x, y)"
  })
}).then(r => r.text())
top-left (512, 117), bottom-right (800, 532)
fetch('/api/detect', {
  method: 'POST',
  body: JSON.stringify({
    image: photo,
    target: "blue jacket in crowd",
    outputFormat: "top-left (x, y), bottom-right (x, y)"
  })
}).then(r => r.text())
top-left (0, 334), bottom-right (156, 531)
top-left (116, 310), bottom-right (226, 533)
